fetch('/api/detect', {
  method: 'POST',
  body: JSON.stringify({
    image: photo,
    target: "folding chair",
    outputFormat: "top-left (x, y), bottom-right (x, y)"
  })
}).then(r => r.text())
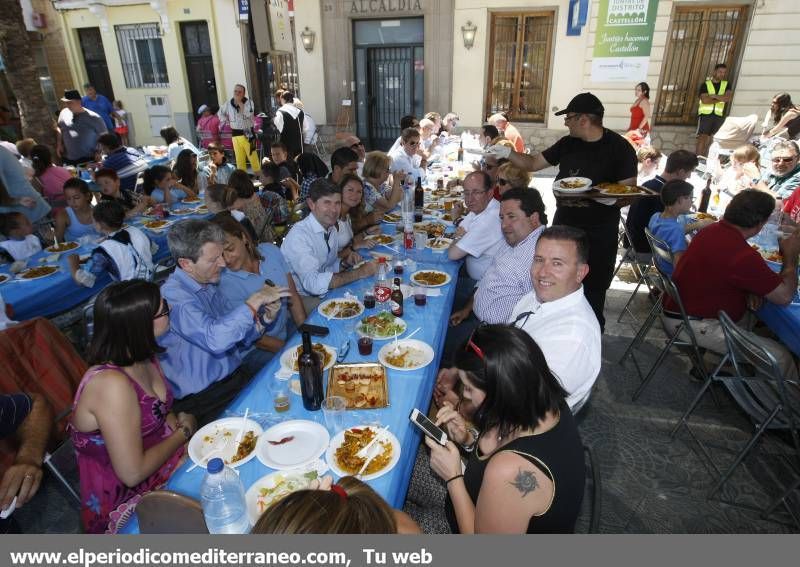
top-left (671, 311), bottom-right (800, 527)
top-left (313, 126), bottom-right (327, 156)
top-left (137, 490), bottom-right (208, 534)
top-left (613, 219), bottom-right (653, 325)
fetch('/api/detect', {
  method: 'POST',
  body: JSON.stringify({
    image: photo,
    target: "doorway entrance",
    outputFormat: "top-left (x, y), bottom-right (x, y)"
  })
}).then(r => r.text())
top-left (180, 22), bottom-right (218, 116)
top-left (77, 28), bottom-right (114, 101)
top-left (354, 18), bottom-right (423, 151)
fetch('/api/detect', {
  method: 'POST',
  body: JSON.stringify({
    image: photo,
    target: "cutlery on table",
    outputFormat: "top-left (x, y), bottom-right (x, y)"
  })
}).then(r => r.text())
top-left (356, 425), bottom-right (390, 458)
top-left (234, 408), bottom-right (250, 444)
top-left (187, 437), bottom-right (231, 472)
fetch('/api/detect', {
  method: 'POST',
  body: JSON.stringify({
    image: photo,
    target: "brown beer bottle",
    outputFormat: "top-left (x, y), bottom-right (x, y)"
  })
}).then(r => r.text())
top-left (390, 277), bottom-right (403, 317)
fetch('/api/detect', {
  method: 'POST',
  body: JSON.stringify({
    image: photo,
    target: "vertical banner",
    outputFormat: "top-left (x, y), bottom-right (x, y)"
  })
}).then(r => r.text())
top-left (238, 0), bottom-right (250, 21)
top-left (591, 0), bottom-right (659, 82)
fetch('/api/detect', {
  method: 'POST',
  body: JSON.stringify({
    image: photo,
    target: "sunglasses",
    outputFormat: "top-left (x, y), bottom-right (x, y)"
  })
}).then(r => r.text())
top-left (154, 299), bottom-right (170, 319)
top-left (465, 331), bottom-right (485, 361)
top-left (497, 178), bottom-right (510, 186)
top-left (772, 156), bottom-right (797, 163)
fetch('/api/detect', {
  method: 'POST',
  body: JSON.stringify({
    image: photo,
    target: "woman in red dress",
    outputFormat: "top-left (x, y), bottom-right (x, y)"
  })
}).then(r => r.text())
top-left (629, 82), bottom-right (652, 137)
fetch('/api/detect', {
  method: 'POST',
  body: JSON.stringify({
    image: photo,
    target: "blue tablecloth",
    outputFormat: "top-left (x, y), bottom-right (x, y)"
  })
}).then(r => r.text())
top-left (756, 260), bottom-right (800, 357)
top-left (121, 243), bottom-right (460, 533)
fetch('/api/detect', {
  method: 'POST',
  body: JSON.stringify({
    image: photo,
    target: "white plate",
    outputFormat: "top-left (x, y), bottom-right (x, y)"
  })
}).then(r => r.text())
top-left (45, 241), bottom-right (79, 253)
top-left (142, 220), bottom-right (173, 232)
top-left (256, 420), bottom-right (330, 470)
top-left (357, 315), bottom-right (407, 340)
top-left (170, 208), bottom-right (197, 216)
top-left (378, 339), bottom-right (435, 371)
top-left (364, 234), bottom-right (397, 246)
top-left (326, 426), bottom-right (401, 481)
top-left (381, 213), bottom-right (402, 224)
top-left (279, 343), bottom-right (337, 374)
top-left (426, 237), bottom-right (453, 251)
top-left (318, 298), bottom-right (365, 320)
top-left (410, 270), bottom-right (451, 287)
top-left (188, 417), bottom-right (263, 468)
top-left (553, 177), bottom-right (593, 193)
top-left (245, 462), bottom-right (329, 525)
top-left (596, 186), bottom-right (645, 197)
top-left (15, 266), bottom-right (60, 281)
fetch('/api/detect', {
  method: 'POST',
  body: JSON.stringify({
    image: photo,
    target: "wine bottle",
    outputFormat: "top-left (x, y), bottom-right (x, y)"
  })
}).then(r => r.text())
top-left (298, 331), bottom-right (323, 411)
top-left (698, 177), bottom-right (712, 213)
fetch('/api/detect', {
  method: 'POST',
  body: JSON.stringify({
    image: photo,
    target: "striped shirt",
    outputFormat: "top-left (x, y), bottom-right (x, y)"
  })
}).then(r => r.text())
top-left (102, 147), bottom-right (148, 191)
top-left (1, 393), bottom-right (32, 438)
top-left (473, 225), bottom-right (544, 323)
top-left (217, 98), bottom-right (255, 132)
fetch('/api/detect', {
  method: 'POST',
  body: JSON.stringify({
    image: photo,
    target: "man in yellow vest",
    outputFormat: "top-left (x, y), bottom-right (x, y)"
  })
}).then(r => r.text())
top-left (696, 63), bottom-right (733, 157)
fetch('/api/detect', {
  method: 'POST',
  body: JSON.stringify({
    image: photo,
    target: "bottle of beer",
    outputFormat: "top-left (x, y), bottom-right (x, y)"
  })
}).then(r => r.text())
top-left (698, 176), bottom-right (712, 213)
top-left (414, 177), bottom-right (424, 222)
top-left (298, 331), bottom-right (323, 411)
top-left (390, 277), bottom-right (403, 317)
top-left (457, 141), bottom-right (464, 163)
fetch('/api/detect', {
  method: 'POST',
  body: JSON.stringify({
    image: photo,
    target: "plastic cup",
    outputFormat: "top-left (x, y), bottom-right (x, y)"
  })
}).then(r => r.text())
top-left (363, 290), bottom-right (376, 309)
top-left (322, 396), bottom-right (347, 433)
top-left (414, 286), bottom-right (427, 306)
top-left (271, 375), bottom-right (291, 413)
top-left (358, 336), bottom-right (373, 355)
top-left (414, 231), bottom-right (428, 249)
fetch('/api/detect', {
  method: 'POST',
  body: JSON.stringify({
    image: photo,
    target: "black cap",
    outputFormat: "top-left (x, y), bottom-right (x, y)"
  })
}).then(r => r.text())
top-left (554, 92), bottom-right (605, 118)
top-left (61, 89), bottom-right (81, 102)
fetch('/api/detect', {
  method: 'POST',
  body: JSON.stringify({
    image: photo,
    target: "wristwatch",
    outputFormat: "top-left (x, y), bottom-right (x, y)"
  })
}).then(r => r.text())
top-left (462, 426), bottom-right (480, 453)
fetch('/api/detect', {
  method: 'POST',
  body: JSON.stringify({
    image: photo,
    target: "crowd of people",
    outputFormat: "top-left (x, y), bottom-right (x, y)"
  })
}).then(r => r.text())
top-left (1, 69), bottom-right (800, 536)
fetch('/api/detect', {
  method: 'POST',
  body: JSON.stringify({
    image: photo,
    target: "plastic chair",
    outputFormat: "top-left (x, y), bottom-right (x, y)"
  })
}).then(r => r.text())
top-left (137, 490), bottom-right (208, 534)
top-left (671, 311), bottom-right (800, 528)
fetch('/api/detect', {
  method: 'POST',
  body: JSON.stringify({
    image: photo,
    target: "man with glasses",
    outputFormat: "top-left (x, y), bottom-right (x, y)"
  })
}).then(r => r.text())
top-left (763, 140), bottom-right (800, 198)
top-left (485, 92), bottom-right (637, 331)
top-left (339, 135), bottom-right (366, 176)
top-left (389, 128), bottom-right (426, 182)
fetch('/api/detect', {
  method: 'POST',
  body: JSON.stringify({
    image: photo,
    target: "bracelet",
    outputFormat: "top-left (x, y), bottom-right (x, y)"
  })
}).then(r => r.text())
top-left (462, 427), bottom-right (480, 453)
top-left (446, 474), bottom-right (464, 485)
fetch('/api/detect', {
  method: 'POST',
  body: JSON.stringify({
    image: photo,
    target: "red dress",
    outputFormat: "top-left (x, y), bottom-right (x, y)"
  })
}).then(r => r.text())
top-left (628, 101), bottom-right (650, 133)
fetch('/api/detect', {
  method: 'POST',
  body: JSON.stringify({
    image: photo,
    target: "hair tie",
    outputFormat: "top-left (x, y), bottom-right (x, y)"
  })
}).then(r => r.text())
top-left (330, 484), bottom-right (348, 503)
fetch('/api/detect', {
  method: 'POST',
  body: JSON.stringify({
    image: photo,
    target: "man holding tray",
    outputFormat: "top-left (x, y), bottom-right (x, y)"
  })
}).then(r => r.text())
top-left (485, 92), bottom-right (637, 331)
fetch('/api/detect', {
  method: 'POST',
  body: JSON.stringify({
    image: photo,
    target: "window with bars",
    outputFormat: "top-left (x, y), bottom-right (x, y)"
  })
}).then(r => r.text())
top-left (655, 5), bottom-right (749, 126)
top-left (114, 24), bottom-right (169, 88)
top-left (485, 11), bottom-right (555, 123)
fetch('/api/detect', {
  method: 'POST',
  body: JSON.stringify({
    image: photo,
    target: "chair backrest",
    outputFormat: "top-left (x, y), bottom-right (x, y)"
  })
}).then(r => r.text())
top-left (644, 227), bottom-right (676, 277)
top-left (137, 490), bottom-right (209, 534)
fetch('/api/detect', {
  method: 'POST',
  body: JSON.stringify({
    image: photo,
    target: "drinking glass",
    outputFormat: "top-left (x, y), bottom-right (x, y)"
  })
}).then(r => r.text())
top-left (322, 396), bottom-right (347, 434)
top-left (414, 286), bottom-right (427, 306)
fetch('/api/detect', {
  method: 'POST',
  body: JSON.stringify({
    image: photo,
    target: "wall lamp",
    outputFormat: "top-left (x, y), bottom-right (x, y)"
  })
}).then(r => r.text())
top-left (300, 27), bottom-right (316, 53)
top-left (461, 21), bottom-right (477, 49)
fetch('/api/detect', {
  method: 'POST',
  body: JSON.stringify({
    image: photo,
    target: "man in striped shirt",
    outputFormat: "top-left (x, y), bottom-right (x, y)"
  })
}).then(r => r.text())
top-left (441, 187), bottom-right (546, 364)
top-left (98, 133), bottom-right (148, 192)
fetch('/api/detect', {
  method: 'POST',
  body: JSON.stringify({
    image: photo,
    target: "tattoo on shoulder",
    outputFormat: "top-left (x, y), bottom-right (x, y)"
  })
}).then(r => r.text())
top-left (509, 468), bottom-right (538, 497)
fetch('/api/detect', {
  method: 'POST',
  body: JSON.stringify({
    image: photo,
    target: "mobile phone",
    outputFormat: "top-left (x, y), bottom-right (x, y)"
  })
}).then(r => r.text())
top-left (409, 408), bottom-right (447, 445)
top-left (300, 323), bottom-right (330, 337)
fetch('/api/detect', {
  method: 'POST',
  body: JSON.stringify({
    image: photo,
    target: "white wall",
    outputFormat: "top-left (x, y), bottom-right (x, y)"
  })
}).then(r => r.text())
top-left (211, 0), bottom-right (250, 99)
top-left (293, 0), bottom-right (328, 124)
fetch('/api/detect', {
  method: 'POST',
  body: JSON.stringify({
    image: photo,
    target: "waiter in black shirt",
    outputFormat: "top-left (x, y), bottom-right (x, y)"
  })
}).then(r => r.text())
top-left (486, 93), bottom-right (637, 331)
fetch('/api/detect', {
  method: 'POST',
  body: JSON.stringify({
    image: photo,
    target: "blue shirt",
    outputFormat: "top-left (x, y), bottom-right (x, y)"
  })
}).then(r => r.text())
top-left (150, 187), bottom-right (188, 204)
top-left (82, 94), bottom-right (115, 131)
top-left (102, 147), bottom-right (148, 191)
top-left (219, 244), bottom-right (291, 340)
top-left (65, 207), bottom-right (102, 242)
top-left (157, 268), bottom-right (260, 398)
top-left (0, 393), bottom-right (32, 439)
top-left (648, 212), bottom-right (687, 276)
top-left (0, 147), bottom-right (51, 222)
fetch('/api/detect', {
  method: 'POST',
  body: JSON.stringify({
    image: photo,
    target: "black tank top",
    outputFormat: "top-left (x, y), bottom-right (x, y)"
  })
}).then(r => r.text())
top-left (445, 403), bottom-right (585, 533)
top-left (279, 109), bottom-right (305, 158)
top-left (786, 114), bottom-right (800, 139)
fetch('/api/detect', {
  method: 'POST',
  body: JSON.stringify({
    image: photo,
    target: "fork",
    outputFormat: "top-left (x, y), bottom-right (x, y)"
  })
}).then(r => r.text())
top-left (356, 425), bottom-right (390, 458)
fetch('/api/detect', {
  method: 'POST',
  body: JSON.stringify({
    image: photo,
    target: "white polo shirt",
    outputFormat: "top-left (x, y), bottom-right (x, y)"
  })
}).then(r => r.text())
top-left (455, 198), bottom-right (503, 280)
top-left (388, 146), bottom-right (425, 182)
top-left (509, 286), bottom-right (601, 411)
top-left (281, 213), bottom-right (341, 297)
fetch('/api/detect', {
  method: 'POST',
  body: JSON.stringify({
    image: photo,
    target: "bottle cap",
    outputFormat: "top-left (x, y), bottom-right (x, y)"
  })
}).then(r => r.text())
top-left (207, 457), bottom-right (223, 473)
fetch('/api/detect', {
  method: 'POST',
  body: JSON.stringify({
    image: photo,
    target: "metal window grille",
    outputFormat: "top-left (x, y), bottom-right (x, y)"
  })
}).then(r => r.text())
top-left (485, 11), bottom-right (555, 123)
top-left (260, 52), bottom-right (299, 114)
top-left (655, 5), bottom-right (749, 126)
top-left (114, 23), bottom-right (169, 89)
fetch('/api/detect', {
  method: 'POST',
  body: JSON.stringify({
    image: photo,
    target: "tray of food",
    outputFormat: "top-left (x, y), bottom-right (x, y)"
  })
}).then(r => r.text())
top-left (554, 181), bottom-right (657, 200)
top-left (45, 241), bottom-right (79, 253)
top-left (326, 363), bottom-right (389, 409)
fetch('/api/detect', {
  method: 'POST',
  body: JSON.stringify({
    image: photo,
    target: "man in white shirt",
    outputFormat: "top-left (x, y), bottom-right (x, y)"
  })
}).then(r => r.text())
top-left (281, 178), bottom-right (377, 312)
top-left (339, 134), bottom-right (366, 176)
top-left (388, 128), bottom-right (426, 182)
top-left (448, 171), bottom-right (503, 281)
top-left (435, 225), bottom-right (601, 414)
top-left (273, 91), bottom-right (305, 159)
top-left (218, 84), bottom-right (260, 174)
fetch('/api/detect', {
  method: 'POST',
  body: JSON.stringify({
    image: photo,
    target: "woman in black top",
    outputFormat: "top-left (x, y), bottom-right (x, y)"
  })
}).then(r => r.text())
top-left (427, 324), bottom-right (585, 533)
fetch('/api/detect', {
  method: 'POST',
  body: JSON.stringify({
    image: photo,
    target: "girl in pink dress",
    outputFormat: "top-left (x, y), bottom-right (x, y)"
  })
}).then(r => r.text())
top-left (30, 144), bottom-right (71, 211)
top-left (69, 280), bottom-right (197, 533)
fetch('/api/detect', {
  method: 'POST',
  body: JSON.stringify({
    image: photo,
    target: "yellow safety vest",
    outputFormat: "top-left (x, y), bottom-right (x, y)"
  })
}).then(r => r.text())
top-left (698, 80), bottom-right (728, 116)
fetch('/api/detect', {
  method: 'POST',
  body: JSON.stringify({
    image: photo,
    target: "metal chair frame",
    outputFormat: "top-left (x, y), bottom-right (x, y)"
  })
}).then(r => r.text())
top-left (670, 310), bottom-right (800, 528)
top-left (613, 219), bottom-right (654, 325)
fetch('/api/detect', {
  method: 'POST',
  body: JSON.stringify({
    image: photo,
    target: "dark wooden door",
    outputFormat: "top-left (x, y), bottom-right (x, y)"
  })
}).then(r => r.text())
top-left (180, 22), bottom-right (218, 114)
top-left (366, 46), bottom-right (418, 151)
top-left (77, 28), bottom-right (114, 101)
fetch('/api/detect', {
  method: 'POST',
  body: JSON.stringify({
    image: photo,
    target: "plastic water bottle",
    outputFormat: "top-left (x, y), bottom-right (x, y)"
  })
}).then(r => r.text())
top-left (200, 458), bottom-right (250, 534)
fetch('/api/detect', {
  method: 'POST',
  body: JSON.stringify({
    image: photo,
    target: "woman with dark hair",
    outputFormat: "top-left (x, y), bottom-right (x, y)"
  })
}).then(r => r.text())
top-left (628, 82), bottom-right (652, 138)
top-left (763, 92), bottom-right (800, 140)
top-left (296, 153), bottom-right (329, 201)
top-left (199, 142), bottom-right (236, 193)
top-left (172, 148), bottom-right (200, 195)
top-left (212, 211), bottom-right (305, 360)
top-left (69, 280), bottom-right (197, 533)
top-left (29, 144), bottom-right (70, 210)
top-left (205, 183), bottom-right (258, 242)
top-left (427, 324), bottom-right (585, 534)
top-left (227, 169), bottom-right (270, 242)
top-left (54, 178), bottom-right (102, 242)
top-left (337, 174), bottom-right (379, 253)
top-left (142, 165), bottom-right (197, 205)
top-left (252, 476), bottom-right (419, 534)
top-left (159, 125), bottom-right (200, 162)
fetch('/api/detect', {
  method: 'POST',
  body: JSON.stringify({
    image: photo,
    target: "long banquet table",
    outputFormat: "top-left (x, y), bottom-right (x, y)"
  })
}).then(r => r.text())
top-left (756, 260), bottom-right (800, 357)
top-left (121, 240), bottom-right (461, 533)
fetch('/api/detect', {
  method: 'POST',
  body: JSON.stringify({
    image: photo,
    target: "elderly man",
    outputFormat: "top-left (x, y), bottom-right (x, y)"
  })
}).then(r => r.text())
top-left (56, 89), bottom-right (107, 166)
top-left (97, 132), bottom-right (148, 192)
top-left (763, 140), bottom-right (800, 199)
top-left (488, 112), bottom-right (525, 153)
top-left (389, 128), bottom-right (426, 182)
top-left (443, 187), bottom-right (547, 363)
top-left (487, 92), bottom-right (637, 331)
top-left (273, 91), bottom-right (305, 159)
top-left (158, 219), bottom-right (290, 426)
top-left (281, 179), bottom-right (377, 312)
top-left (81, 84), bottom-right (115, 131)
top-left (218, 84), bottom-right (260, 173)
top-left (665, 190), bottom-right (800, 380)
top-left (339, 134), bottom-right (366, 175)
top-left (435, 225), bottom-right (601, 413)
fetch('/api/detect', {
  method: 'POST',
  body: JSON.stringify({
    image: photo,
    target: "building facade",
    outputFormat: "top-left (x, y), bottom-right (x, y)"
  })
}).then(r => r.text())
top-left (295, 0), bottom-right (800, 153)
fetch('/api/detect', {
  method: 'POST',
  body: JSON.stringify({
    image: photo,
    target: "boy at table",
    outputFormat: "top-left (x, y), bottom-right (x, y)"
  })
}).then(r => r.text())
top-left (0, 213), bottom-right (41, 262)
top-left (94, 168), bottom-right (152, 218)
top-left (664, 190), bottom-right (800, 381)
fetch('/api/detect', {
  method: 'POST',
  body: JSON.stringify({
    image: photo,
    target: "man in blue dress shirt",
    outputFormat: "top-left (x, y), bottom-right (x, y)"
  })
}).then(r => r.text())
top-left (81, 84), bottom-right (115, 131)
top-left (158, 219), bottom-right (290, 425)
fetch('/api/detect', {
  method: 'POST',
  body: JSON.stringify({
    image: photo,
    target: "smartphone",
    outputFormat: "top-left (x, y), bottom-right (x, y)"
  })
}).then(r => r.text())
top-left (409, 408), bottom-right (448, 445)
